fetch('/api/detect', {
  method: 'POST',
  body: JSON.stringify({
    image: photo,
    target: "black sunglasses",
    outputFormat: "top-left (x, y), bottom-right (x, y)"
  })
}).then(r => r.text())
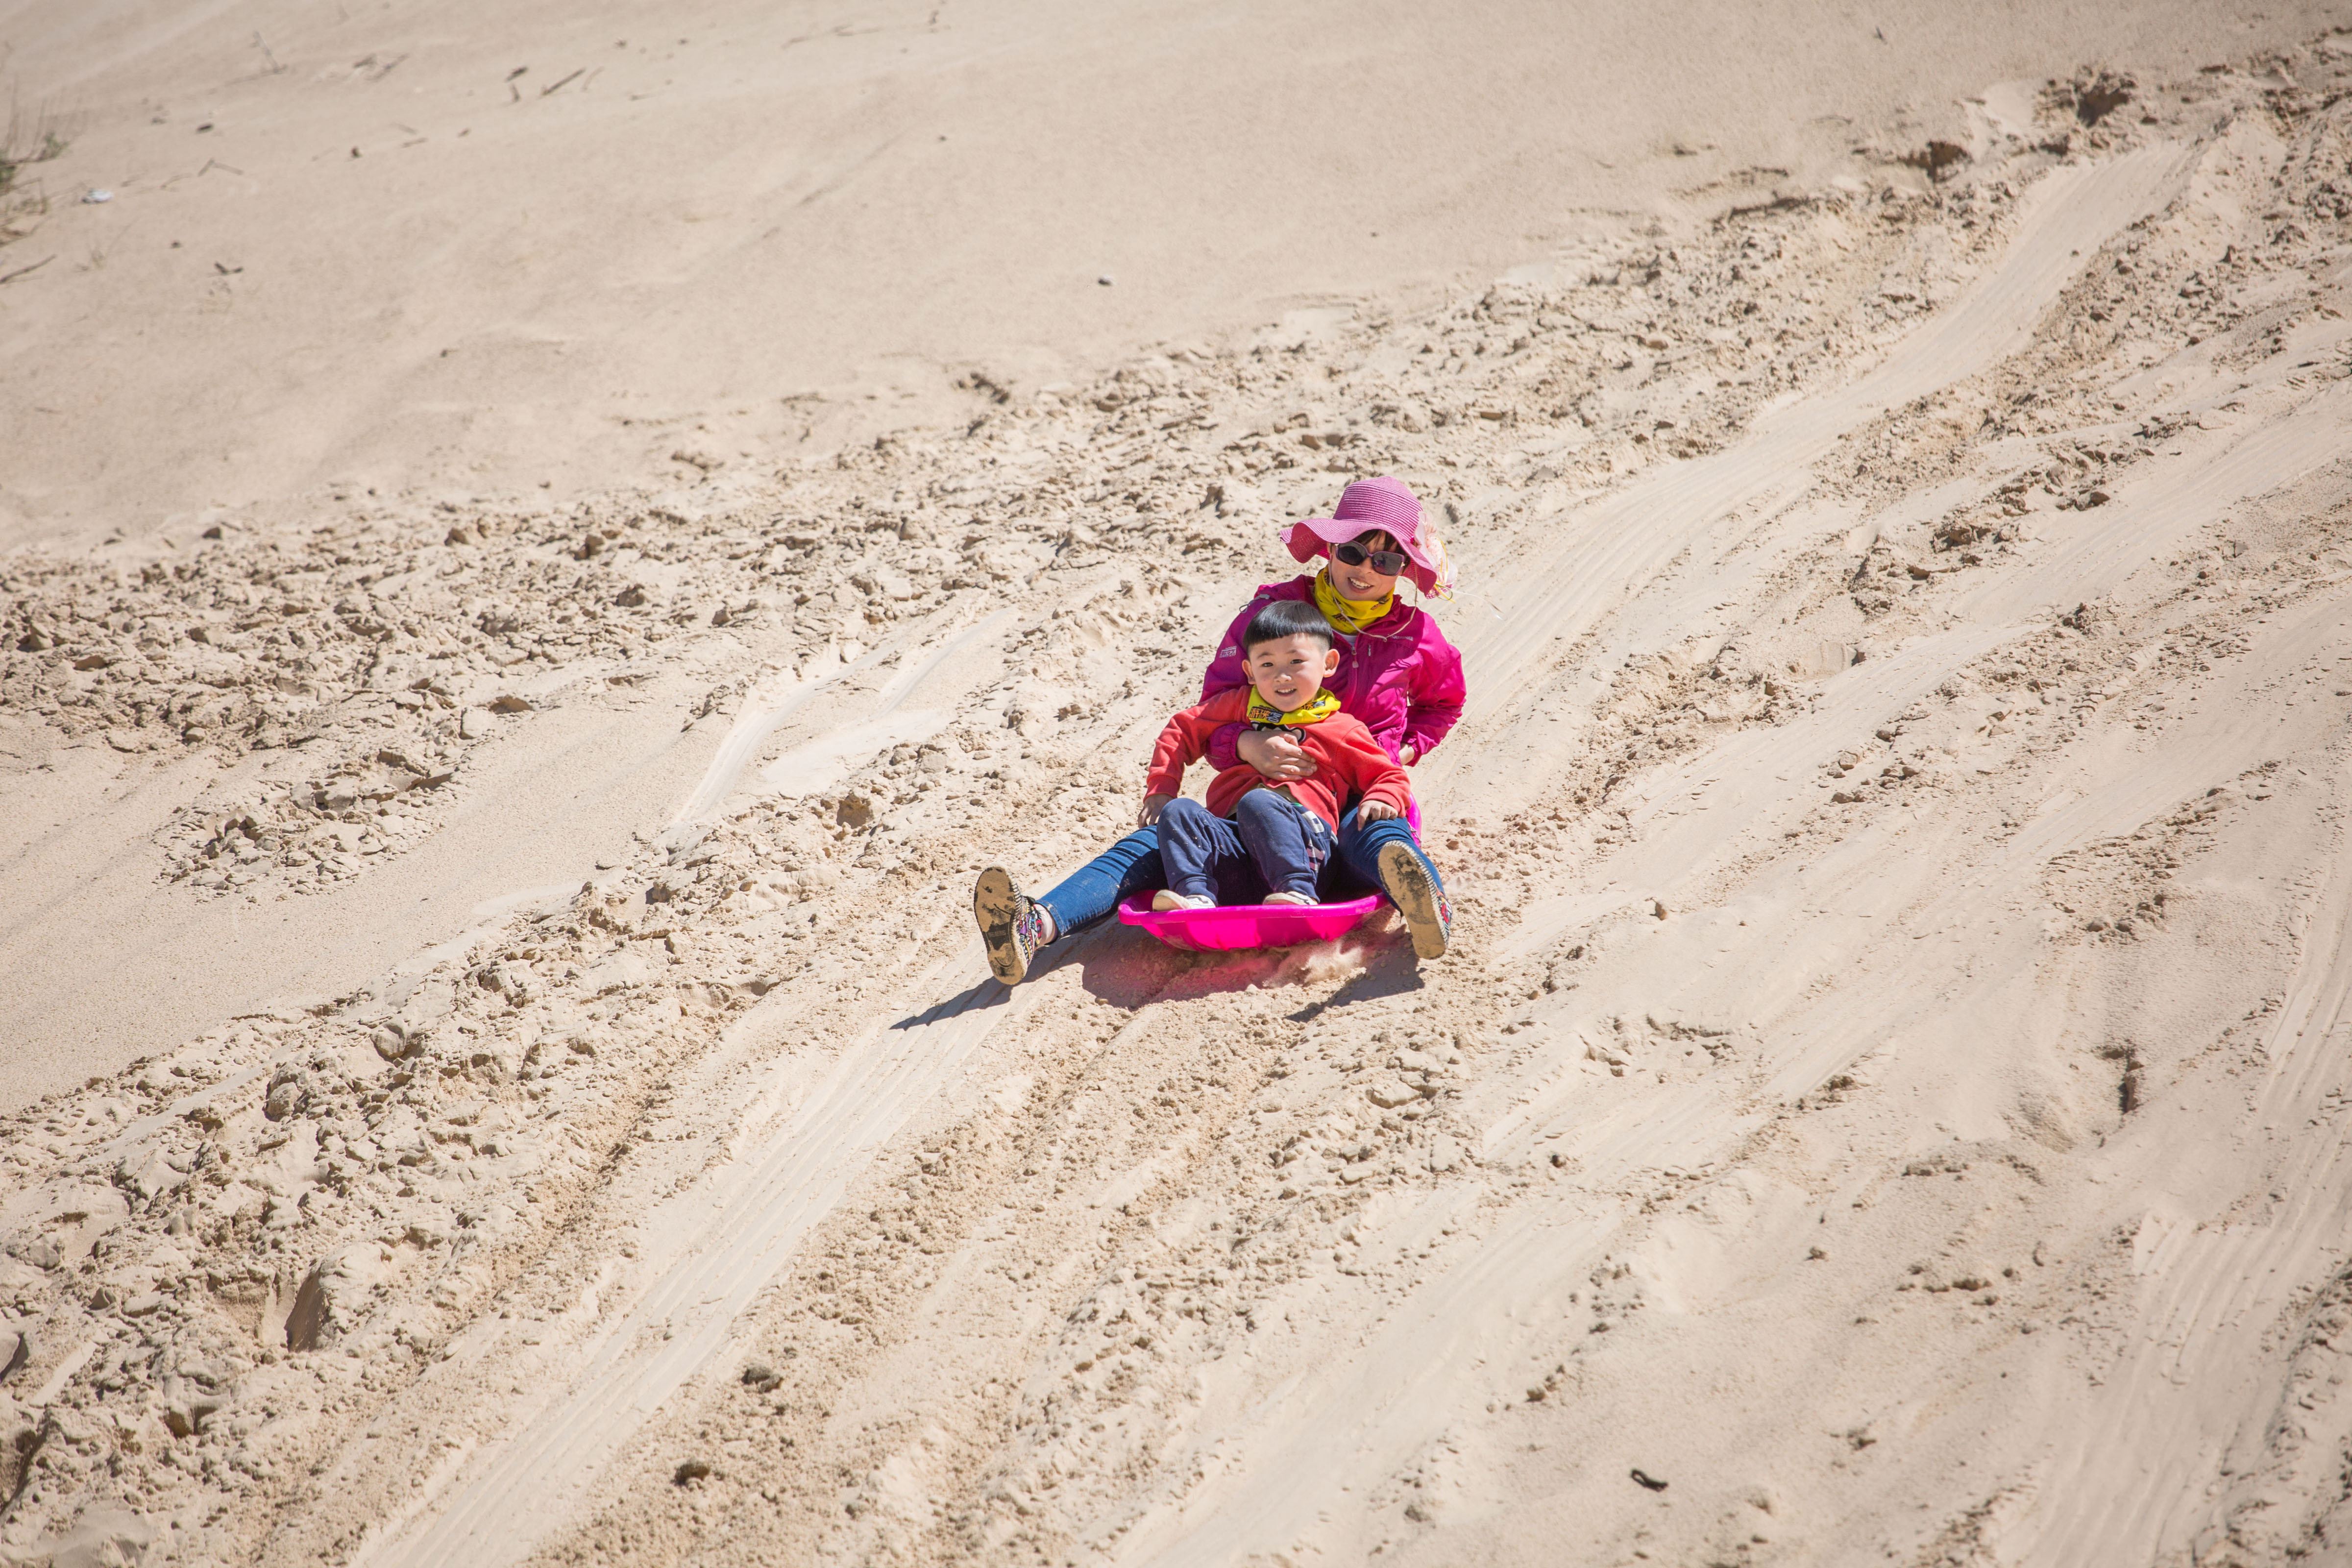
top-left (1332, 540), bottom-right (1410, 575)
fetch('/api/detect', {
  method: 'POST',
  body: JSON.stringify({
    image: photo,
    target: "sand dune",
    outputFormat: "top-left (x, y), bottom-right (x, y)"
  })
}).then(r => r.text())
top-left (7, 9), bottom-right (2352, 1568)
top-left (0, 0), bottom-right (2326, 544)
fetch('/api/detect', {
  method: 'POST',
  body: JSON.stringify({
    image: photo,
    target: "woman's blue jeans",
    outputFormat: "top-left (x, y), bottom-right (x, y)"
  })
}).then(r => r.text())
top-left (1035, 802), bottom-right (1447, 938)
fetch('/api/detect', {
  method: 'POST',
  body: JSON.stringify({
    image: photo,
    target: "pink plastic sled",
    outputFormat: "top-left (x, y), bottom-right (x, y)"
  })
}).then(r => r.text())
top-left (1117, 801), bottom-right (1422, 953)
top-left (1117, 892), bottom-right (1384, 953)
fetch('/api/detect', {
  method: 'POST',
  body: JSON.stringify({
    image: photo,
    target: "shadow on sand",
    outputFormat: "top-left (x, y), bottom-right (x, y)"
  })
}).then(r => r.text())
top-left (889, 908), bottom-right (1427, 1032)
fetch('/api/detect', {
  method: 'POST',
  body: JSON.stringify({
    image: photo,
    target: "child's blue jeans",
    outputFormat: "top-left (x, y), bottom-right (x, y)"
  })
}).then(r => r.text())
top-left (1157, 792), bottom-right (1332, 904)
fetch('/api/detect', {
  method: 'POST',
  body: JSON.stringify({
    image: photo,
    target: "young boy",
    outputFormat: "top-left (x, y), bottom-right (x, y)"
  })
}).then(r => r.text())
top-left (1142, 599), bottom-right (1413, 909)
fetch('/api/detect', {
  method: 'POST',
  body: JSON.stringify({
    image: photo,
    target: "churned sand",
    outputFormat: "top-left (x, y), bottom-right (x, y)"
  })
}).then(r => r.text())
top-left (5, 3), bottom-right (2352, 1566)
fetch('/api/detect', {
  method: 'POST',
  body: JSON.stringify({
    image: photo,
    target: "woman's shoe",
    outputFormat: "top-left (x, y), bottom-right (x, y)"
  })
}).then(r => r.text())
top-left (1152, 890), bottom-right (1214, 912)
top-left (974, 867), bottom-right (1052, 985)
top-left (1376, 841), bottom-right (1451, 959)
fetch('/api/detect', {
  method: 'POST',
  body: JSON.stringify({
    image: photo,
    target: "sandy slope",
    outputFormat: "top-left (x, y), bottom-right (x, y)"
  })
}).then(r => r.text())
top-left (0, 0), bottom-right (2329, 549)
top-left (10, 24), bottom-right (2352, 1568)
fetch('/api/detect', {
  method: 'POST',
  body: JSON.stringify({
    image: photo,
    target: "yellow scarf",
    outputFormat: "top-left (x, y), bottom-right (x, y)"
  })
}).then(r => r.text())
top-left (1313, 569), bottom-right (1394, 637)
top-left (1248, 687), bottom-right (1342, 728)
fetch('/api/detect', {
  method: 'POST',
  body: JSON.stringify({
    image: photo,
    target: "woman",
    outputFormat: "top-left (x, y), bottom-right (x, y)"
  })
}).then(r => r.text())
top-left (974, 475), bottom-right (1463, 981)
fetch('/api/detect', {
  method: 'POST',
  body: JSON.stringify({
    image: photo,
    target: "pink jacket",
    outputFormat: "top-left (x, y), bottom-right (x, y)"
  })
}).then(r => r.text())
top-left (1200, 576), bottom-right (1466, 770)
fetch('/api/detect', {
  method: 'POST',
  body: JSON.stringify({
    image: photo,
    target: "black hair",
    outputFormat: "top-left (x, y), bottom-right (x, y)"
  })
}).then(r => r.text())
top-left (1243, 598), bottom-right (1336, 654)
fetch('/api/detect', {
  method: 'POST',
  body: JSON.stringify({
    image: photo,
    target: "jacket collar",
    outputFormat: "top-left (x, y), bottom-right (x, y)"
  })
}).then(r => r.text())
top-left (1285, 574), bottom-right (1414, 637)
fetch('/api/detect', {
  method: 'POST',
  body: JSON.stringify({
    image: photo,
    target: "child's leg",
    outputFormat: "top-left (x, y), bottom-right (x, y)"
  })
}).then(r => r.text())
top-left (1233, 789), bottom-right (1333, 903)
top-left (1156, 798), bottom-right (1249, 903)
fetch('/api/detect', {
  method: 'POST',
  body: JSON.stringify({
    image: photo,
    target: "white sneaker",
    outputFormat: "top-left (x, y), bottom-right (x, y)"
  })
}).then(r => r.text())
top-left (1152, 890), bottom-right (1214, 912)
top-left (1262, 890), bottom-right (1318, 906)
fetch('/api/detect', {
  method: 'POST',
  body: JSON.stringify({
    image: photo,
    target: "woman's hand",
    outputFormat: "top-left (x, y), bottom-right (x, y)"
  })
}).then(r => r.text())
top-left (1236, 728), bottom-right (1319, 781)
top-left (1138, 793), bottom-right (1175, 828)
top-left (1357, 798), bottom-right (1402, 823)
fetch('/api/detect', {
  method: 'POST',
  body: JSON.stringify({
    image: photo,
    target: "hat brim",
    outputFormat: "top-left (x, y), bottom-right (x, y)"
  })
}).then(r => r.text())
top-left (1285, 518), bottom-right (1445, 597)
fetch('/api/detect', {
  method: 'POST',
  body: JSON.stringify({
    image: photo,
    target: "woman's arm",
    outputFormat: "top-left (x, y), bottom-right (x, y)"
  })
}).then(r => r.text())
top-left (1399, 626), bottom-right (1467, 761)
top-left (1231, 727), bottom-right (1318, 779)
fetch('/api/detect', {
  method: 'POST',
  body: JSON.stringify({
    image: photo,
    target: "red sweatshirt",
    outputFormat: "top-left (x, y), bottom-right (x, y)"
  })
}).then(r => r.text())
top-left (1145, 688), bottom-right (1414, 832)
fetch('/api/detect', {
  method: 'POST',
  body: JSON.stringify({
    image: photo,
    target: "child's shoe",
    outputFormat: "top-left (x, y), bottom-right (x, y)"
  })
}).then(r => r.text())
top-left (1152, 890), bottom-right (1214, 912)
top-left (1376, 841), bottom-right (1451, 959)
top-left (974, 867), bottom-right (1054, 985)
top-left (1263, 890), bottom-right (1318, 907)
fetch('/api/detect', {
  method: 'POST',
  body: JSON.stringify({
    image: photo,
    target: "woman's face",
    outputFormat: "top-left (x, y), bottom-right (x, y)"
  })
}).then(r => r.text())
top-left (1327, 530), bottom-right (1403, 601)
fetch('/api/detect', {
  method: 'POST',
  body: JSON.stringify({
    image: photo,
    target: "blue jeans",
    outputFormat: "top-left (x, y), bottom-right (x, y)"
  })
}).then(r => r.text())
top-left (1034, 824), bottom-right (1165, 938)
top-left (1158, 792), bottom-right (1332, 904)
top-left (1038, 802), bottom-right (1447, 935)
top-left (1329, 804), bottom-right (1447, 911)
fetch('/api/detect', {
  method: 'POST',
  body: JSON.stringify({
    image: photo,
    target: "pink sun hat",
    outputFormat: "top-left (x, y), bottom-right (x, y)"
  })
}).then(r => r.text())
top-left (1283, 476), bottom-right (1454, 598)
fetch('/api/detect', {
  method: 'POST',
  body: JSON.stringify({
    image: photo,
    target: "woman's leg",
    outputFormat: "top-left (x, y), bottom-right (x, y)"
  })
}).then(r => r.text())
top-left (1335, 805), bottom-right (1451, 959)
top-left (1327, 804), bottom-right (1376, 894)
top-left (1233, 789), bottom-right (1330, 902)
top-left (1033, 826), bottom-right (1166, 938)
top-left (976, 824), bottom-right (1169, 986)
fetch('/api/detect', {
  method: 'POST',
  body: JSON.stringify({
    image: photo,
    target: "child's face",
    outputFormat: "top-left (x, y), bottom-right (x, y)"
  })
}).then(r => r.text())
top-left (1247, 634), bottom-right (1341, 711)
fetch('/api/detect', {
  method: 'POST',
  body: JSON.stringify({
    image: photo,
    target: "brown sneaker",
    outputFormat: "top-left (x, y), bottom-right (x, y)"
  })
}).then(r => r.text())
top-left (1377, 841), bottom-right (1451, 960)
top-left (974, 867), bottom-right (1052, 985)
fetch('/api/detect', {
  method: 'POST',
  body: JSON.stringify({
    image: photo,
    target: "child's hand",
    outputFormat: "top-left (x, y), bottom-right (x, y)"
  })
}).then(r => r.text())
top-left (1138, 793), bottom-right (1175, 827)
top-left (1358, 798), bottom-right (1402, 823)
